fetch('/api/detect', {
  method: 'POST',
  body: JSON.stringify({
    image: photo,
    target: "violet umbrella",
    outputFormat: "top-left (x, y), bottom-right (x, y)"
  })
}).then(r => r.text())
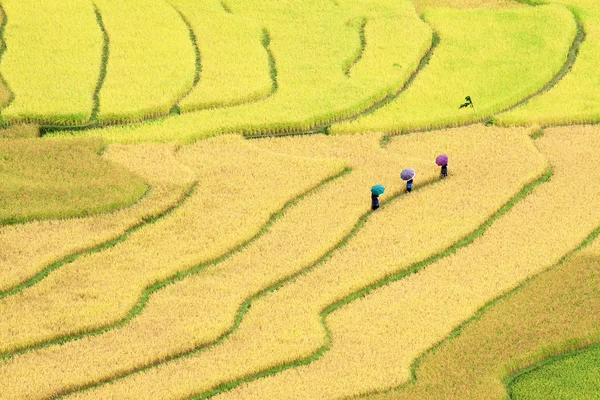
top-left (400, 168), bottom-right (415, 181)
top-left (436, 154), bottom-right (448, 166)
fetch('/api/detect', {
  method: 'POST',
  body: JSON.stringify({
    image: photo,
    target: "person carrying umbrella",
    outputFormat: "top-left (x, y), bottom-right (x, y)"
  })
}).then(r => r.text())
top-left (436, 154), bottom-right (448, 178)
top-left (400, 168), bottom-right (415, 193)
top-left (371, 184), bottom-right (384, 210)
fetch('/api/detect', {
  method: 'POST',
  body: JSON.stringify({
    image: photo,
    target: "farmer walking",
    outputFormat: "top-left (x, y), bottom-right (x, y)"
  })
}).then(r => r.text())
top-left (371, 184), bottom-right (384, 210)
top-left (436, 154), bottom-right (448, 178)
top-left (400, 168), bottom-right (415, 193)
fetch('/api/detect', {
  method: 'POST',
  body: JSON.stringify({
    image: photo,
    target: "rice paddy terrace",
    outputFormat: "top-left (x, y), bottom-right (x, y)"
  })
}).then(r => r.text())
top-left (0, 0), bottom-right (599, 399)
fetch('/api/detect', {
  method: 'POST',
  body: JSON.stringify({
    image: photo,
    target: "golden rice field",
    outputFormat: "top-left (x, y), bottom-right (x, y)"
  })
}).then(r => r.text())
top-left (1, 0), bottom-right (600, 399)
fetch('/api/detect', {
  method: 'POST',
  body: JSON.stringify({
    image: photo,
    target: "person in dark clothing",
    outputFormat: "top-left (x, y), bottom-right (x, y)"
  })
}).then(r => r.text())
top-left (371, 193), bottom-right (380, 210)
top-left (441, 163), bottom-right (448, 178)
top-left (406, 179), bottom-right (413, 193)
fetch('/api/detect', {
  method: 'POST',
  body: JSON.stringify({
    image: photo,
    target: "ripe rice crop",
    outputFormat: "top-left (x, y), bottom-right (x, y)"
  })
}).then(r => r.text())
top-left (52, 0), bottom-right (432, 142)
top-left (60, 126), bottom-right (547, 400)
top-left (497, 0), bottom-right (600, 126)
top-left (94, 0), bottom-right (197, 123)
top-left (222, 125), bottom-right (600, 400)
top-left (358, 131), bottom-right (600, 400)
top-left (331, 4), bottom-right (576, 135)
top-left (0, 142), bottom-right (195, 294)
top-left (0, 137), bottom-right (146, 225)
top-left (170, 0), bottom-right (273, 112)
top-left (0, 124), bottom-right (39, 139)
top-left (0, 135), bottom-right (346, 355)
top-left (0, 0), bottom-right (103, 125)
top-left (0, 133), bottom-right (434, 399)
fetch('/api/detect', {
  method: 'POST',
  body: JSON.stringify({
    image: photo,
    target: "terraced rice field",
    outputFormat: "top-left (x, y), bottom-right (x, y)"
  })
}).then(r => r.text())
top-left (1, 0), bottom-right (599, 399)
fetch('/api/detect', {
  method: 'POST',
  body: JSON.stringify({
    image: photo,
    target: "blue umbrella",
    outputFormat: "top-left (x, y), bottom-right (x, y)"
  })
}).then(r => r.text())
top-left (371, 184), bottom-right (385, 196)
top-left (400, 168), bottom-right (415, 181)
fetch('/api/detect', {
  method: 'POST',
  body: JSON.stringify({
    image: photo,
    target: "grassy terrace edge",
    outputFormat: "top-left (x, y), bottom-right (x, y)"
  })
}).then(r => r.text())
top-left (89, 5), bottom-right (109, 123)
top-left (54, 171), bottom-right (442, 399)
top-left (343, 17), bottom-right (367, 77)
top-left (169, 5), bottom-right (202, 116)
top-left (0, 167), bottom-right (351, 367)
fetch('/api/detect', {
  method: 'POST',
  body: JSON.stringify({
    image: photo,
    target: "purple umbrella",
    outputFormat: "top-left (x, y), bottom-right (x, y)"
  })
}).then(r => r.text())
top-left (400, 168), bottom-right (415, 181)
top-left (436, 154), bottom-right (448, 166)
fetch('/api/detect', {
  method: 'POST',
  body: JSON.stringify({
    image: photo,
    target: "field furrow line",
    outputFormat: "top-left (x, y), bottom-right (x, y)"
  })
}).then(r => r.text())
top-left (225, 126), bottom-right (600, 400)
top-left (89, 5), bottom-right (109, 124)
top-left (220, 0), bottom-right (232, 14)
top-left (164, 0), bottom-right (274, 113)
top-left (55, 127), bottom-right (547, 400)
top-left (262, 28), bottom-right (278, 94)
top-left (0, 136), bottom-right (346, 361)
top-left (343, 17), bottom-right (366, 77)
top-left (168, 5), bottom-right (201, 116)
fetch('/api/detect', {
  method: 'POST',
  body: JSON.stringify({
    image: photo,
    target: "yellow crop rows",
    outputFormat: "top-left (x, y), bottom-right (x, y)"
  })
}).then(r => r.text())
top-left (170, 0), bottom-right (273, 112)
top-left (0, 0), bottom-right (103, 125)
top-left (53, 0), bottom-right (432, 142)
top-left (0, 133), bottom-right (431, 399)
top-left (57, 126), bottom-right (547, 399)
top-left (331, 4), bottom-right (576, 135)
top-left (216, 125), bottom-right (600, 400)
top-left (0, 135), bottom-right (345, 354)
top-left (93, 0), bottom-right (197, 123)
top-left (0, 142), bottom-right (195, 297)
